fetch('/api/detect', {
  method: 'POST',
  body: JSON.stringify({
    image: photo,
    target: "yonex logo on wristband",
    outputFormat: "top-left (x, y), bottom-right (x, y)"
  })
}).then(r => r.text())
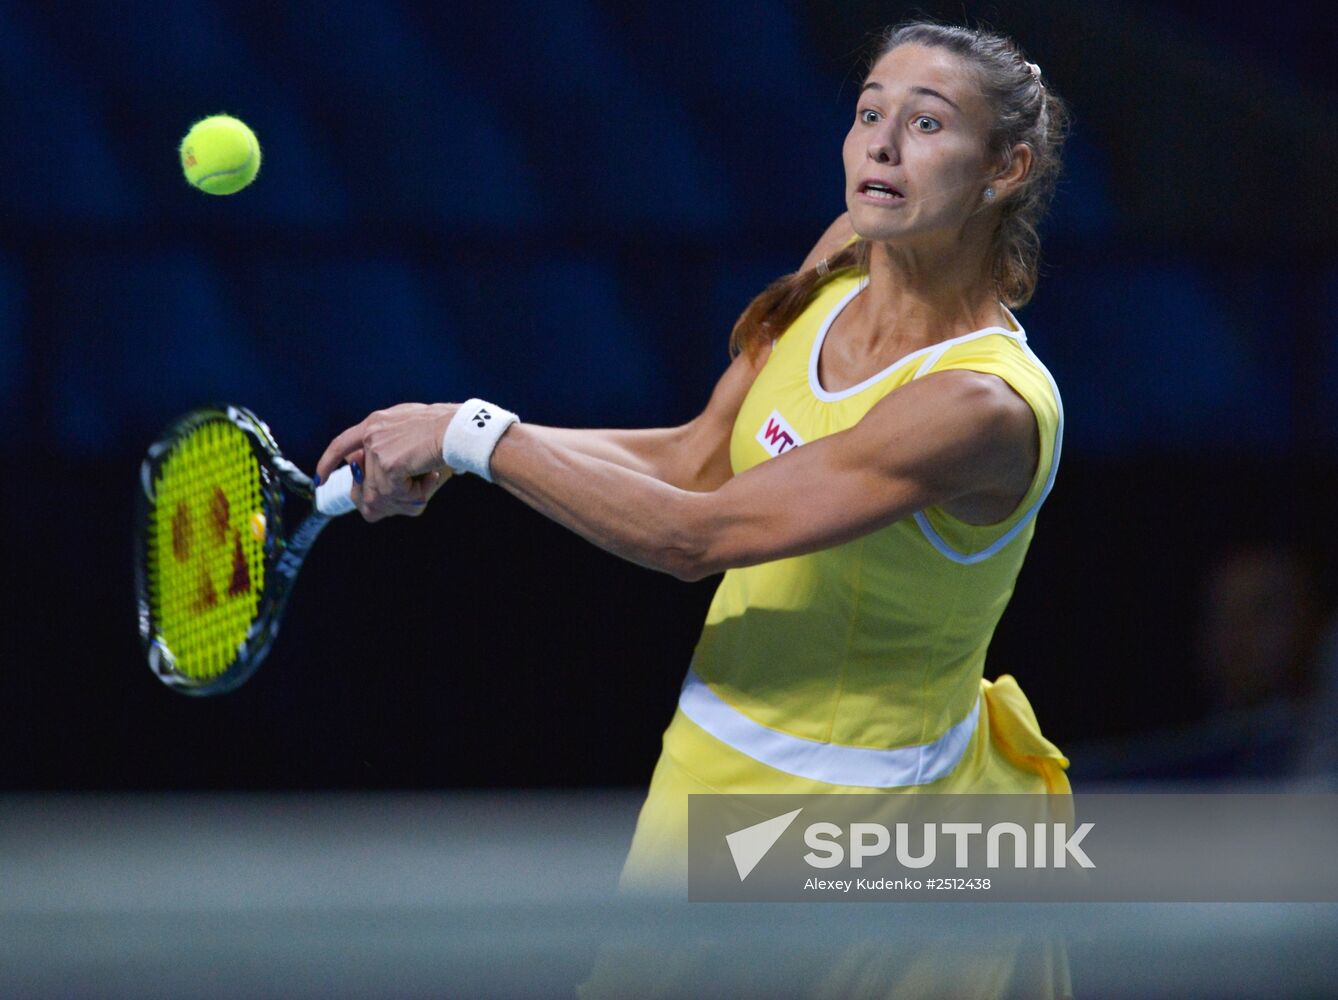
top-left (443, 398), bottom-right (519, 482)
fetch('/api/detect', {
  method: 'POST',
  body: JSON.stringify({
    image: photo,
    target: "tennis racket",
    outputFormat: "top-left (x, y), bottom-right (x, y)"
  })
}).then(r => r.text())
top-left (135, 404), bottom-right (356, 696)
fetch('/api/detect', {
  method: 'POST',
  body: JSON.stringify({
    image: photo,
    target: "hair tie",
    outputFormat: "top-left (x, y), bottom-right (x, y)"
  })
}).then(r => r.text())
top-left (1025, 61), bottom-right (1048, 118)
top-left (816, 257), bottom-right (831, 278)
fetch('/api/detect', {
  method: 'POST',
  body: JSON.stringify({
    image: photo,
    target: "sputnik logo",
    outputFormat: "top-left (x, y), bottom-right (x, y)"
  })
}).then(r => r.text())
top-left (725, 808), bottom-right (803, 881)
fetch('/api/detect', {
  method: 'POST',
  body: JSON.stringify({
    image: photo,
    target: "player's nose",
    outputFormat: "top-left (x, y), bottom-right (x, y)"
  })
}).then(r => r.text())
top-left (867, 126), bottom-right (899, 164)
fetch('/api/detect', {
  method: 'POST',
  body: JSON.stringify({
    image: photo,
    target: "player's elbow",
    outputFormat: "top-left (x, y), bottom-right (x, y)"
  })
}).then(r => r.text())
top-left (657, 493), bottom-right (733, 582)
top-left (660, 527), bottom-right (715, 582)
top-left (659, 538), bottom-right (714, 582)
top-left (660, 495), bottom-right (765, 582)
top-left (663, 550), bottom-right (711, 583)
top-left (666, 549), bottom-right (737, 583)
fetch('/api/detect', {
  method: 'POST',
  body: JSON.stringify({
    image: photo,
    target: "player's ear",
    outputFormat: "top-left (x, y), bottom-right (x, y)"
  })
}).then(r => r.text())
top-left (990, 142), bottom-right (1033, 202)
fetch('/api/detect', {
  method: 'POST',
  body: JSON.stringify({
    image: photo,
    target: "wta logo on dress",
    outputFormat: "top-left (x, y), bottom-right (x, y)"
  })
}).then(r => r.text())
top-left (757, 410), bottom-right (804, 457)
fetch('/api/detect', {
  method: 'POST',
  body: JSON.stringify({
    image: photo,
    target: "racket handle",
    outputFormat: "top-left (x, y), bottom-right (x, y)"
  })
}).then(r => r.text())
top-left (315, 466), bottom-right (357, 516)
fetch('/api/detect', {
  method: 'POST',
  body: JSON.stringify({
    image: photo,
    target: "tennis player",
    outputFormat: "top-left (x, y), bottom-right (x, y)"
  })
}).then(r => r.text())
top-left (319, 20), bottom-right (1073, 996)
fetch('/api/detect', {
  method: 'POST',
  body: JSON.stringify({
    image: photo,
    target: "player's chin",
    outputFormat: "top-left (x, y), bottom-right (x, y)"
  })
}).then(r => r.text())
top-left (845, 202), bottom-right (904, 242)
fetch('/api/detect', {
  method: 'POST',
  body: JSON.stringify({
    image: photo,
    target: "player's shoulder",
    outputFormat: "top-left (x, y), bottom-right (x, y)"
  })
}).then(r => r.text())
top-left (926, 323), bottom-right (1059, 407)
top-left (914, 367), bottom-right (1034, 429)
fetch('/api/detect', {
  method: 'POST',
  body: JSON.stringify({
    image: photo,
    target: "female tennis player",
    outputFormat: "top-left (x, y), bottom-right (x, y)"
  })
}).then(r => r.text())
top-left (319, 20), bottom-right (1072, 996)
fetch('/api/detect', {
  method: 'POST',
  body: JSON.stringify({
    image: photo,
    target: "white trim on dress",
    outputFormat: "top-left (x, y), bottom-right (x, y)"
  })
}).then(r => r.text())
top-left (677, 667), bottom-right (980, 788)
top-left (807, 278), bottom-right (1026, 402)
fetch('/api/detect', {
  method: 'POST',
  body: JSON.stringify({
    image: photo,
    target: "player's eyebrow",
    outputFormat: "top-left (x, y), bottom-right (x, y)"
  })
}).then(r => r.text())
top-left (860, 82), bottom-right (962, 112)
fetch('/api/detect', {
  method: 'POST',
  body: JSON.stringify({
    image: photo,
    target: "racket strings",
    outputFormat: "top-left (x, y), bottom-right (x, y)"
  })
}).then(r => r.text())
top-left (146, 419), bottom-right (267, 680)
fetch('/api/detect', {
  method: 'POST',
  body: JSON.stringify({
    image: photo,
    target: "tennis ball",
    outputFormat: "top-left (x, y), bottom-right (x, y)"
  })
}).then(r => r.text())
top-left (248, 511), bottom-right (267, 543)
top-left (180, 114), bottom-right (261, 195)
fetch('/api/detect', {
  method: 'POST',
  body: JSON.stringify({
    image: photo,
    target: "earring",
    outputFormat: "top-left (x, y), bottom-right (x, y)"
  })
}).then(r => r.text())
top-left (984, 187), bottom-right (996, 200)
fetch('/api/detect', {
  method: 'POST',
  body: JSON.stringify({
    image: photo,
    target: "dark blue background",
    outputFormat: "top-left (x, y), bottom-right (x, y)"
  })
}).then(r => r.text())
top-left (3, 0), bottom-right (1335, 788)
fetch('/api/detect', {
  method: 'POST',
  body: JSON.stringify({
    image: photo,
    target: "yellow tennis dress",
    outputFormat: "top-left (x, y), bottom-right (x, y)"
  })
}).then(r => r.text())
top-left (584, 269), bottom-right (1073, 998)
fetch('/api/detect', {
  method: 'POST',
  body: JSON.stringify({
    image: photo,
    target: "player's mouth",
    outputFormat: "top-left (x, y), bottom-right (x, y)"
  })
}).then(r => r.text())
top-left (857, 180), bottom-right (905, 203)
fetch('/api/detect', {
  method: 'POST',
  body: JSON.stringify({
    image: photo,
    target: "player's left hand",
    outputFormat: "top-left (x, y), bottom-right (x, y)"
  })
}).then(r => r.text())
top-left (317, 402), bottom-right (459, 522)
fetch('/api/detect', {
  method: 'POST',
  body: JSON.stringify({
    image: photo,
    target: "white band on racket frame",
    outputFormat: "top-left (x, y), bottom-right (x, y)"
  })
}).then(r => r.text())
top-left (442, 399), bottom-right (519, 482)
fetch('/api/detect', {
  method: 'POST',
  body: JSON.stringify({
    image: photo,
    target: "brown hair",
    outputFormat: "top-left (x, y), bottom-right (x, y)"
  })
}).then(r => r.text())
top-left (730, 20), bottom-right (1071, 359)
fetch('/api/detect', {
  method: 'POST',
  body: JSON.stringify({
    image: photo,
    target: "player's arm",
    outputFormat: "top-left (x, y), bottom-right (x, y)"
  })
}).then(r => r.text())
top-left (478, 368), bottom-right (1035, 580)
top-left (311, 347), bottom-right (765, 522)
top-left (521, 341), bottom-right (769, 493)
top-left (312, 369), bottom-right (1034, 575)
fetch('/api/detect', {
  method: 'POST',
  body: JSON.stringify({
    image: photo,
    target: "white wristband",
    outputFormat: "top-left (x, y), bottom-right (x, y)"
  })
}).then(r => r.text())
top-left (442, 398), bottom-right (519, 482)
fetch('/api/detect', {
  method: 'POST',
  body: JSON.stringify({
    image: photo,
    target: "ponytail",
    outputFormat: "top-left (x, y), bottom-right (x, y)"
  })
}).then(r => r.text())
top-left (729, 240), bottom-right (869, 360)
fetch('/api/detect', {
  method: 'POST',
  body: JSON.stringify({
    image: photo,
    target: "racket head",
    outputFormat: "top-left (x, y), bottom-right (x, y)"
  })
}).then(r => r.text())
top-left (135, 404), bottom-right (298, 695)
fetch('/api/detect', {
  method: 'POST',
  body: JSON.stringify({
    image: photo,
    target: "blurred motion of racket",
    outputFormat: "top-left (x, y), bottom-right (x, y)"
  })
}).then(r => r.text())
top-left (135, 404), bottom-right (356, 695)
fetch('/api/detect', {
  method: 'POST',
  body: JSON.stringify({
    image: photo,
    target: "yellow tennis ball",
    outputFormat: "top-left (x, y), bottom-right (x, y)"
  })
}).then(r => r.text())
top-left (248, 511), bottom-right (267, 543)
top-left (180, 114), bottom-right (261, 195)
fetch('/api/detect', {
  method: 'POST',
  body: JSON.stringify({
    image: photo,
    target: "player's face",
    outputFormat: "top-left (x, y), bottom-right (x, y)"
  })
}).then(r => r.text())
top-left (843, 44), bottom-right (997, 246)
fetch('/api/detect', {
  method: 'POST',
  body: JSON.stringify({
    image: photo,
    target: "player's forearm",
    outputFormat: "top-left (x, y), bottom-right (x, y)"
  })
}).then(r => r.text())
top-left (488, 424), bottom-right (711, 580)
top-left (522, 424), bottom-right (689, 485)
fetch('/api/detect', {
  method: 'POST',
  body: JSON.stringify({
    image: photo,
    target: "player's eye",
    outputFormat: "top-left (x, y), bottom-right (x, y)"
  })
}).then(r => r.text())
top-left (858, 108), bottom-right (881, 124)
top-left (914, 116), bottom-right (941, 133)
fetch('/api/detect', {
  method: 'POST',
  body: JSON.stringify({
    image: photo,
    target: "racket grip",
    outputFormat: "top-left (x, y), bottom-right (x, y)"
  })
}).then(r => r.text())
top-left (315, 466), bottom-right (357, 516)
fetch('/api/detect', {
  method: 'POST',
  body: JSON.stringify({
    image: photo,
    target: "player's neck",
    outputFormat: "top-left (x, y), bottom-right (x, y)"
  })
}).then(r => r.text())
top-left (855, 239), bottom-right (1005, 357)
